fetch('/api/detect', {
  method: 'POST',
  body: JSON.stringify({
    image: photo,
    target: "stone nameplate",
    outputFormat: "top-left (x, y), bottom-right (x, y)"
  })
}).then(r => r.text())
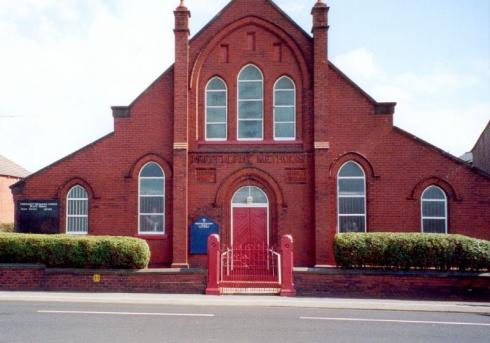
top-left (190, 153), bottom-right (307, 165)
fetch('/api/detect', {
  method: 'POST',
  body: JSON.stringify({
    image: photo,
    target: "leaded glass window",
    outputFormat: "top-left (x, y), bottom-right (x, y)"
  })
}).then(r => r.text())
top-left (421, 186), bottom-right (447, 233)
top-left (206, 77), bottom-right (227, 140)
top-left (274, 76), bottom-right (295, 140)
top-left (139, 162), bottom-right (165, 234)
top-left (337, 161), bottom-right (366, 232)
top-left (238, 65), bottom-right (263, 140)
top-left (66, 185), bottom-right (88, 234)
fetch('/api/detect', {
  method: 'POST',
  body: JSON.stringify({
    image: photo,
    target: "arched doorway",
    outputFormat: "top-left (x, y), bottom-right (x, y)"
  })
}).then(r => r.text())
top-left (231, 186), bottom-right (269, 248)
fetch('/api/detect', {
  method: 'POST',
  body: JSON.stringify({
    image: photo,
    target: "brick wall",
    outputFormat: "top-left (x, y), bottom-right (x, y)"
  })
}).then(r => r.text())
top-left (0, 176), bottom-right (21, 224)
top-left (0, 265), bottom-right (206, 294)
top-left (1, 264), bottom-right (489, 301)
top-left (295, 268), bottom-right (490, 301)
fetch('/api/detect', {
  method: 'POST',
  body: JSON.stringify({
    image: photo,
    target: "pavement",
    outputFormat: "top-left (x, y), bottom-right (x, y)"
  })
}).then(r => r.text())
top-left (1, 291), bottom-right (489, 314)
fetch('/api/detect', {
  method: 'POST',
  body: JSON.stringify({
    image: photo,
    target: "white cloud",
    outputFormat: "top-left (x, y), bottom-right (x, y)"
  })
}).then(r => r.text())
top-left (333, 48), bottom-right (384, 80)
top-left (0, 0), bottom-right (175, 172)
top-left (394, 71), bottom-right (478, 95)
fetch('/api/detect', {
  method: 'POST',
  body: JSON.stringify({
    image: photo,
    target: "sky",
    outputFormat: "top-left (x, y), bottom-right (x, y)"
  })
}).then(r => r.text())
top-left (0, 0), bottom-right (489, 173)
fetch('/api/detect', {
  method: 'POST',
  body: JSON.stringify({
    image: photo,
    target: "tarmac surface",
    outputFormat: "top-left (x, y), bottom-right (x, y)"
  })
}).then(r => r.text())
top-left (1, 291), bottom-right (489, 314)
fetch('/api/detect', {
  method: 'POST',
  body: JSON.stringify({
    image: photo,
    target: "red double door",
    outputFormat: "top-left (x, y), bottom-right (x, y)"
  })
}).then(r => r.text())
top-left (232, 207), bottom-right (268, 249)
top-left (227, 207), bottom-right (279, 283)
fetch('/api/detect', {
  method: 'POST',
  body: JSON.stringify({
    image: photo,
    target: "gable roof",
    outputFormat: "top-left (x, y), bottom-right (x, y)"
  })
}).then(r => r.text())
top-left (189, 0), bottom-right (312, 44)
top-left (0, 154), bottom-right (29, 178)
top-left (394, 127), bottom-right (490, 180)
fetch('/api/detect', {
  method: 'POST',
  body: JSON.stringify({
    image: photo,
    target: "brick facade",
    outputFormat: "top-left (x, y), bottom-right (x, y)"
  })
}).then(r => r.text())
top-left (11, 0), bottom-right (490, 268)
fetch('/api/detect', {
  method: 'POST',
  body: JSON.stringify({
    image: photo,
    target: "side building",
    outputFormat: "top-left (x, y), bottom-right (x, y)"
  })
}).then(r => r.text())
top-left (471, 121), bottom-right (490, 175)
top-left (11, 0), bottom-right (490, 267)
top-left (1, 155), bottom-right (29, 225)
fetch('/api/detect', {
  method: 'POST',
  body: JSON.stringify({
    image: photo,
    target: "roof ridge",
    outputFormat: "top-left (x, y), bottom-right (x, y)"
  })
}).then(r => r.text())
top-left (189, 0), bottom-right (312, 44)
top-left (0, 154), bottom-right (30, 178)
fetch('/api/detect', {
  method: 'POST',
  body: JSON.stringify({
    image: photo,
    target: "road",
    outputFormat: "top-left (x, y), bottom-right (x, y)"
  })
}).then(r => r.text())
top-left (1, 301), bottom-right (489, 343)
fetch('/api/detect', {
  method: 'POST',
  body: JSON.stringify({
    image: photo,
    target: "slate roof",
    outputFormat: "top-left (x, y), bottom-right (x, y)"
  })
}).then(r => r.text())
top-left (0, 154), bottom-right (29, 178)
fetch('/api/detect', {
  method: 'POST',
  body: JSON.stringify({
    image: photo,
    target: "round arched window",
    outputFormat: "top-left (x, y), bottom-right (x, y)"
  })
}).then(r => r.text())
top-left (139, 162), bottom-right (165, 234)
top-left (237, 65), bottom-right (263, 140)
top-left (337, 161), bottom-right (366, 232)
top-left (66, 185), bottom-right (89, 234)
top-left (232, 186), bottom-right (268, 206)
top-left (421, 186), bottom-right (447, 233)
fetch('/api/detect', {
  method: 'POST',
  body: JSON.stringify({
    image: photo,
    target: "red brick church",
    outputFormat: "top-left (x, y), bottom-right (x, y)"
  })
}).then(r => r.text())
top-left (12, 0), bottom-right (490, 268)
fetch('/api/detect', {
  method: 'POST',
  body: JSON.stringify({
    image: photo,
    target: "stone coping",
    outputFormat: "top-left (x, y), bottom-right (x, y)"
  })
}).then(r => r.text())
top-left (2, 264), bottom-right (488, 278)
top-left (0, 264), bottom-right (205, 275)
top-left (294, 267), bottom-right (490, 278)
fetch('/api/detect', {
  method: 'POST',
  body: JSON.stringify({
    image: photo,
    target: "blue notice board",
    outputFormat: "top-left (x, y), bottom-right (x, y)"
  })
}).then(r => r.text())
top-left (190, 216), bottom-right (219, 254)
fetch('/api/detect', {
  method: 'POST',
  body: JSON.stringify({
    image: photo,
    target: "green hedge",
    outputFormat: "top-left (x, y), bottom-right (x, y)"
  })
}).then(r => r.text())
top-left (0, 223), bottom-right (15, 233)
top-left (334, 233), bottom-right (490, 272)
top-left (0, 233), bottom-right (150, 269)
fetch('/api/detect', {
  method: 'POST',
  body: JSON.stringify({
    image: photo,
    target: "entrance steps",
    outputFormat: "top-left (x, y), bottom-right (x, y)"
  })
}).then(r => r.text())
top-left (220, 287), bottom-right (281, 295)
top-left (219, 281), bottom-right (281, 295)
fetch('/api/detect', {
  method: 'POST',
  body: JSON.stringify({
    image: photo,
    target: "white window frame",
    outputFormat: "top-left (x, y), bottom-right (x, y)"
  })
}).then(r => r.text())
top-left (273, 76), bottom-right (296, 141)
top-left (337, 161), bottom-right (367, 233)
top-left (205, 77), bottom-right (227, 141)
top-left (421, 185), bottom-right (448, 234)
top-left (237, 64), bottom-right (264, 141)
top-left (66, 185), bottom-right (89, 235)
top-left (138, 162), bottom-right (165, 235)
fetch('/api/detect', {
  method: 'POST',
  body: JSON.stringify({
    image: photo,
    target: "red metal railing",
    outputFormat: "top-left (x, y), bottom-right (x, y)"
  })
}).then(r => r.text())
top-left (206, 234), bottom-right (296, 296)
top-left (220, 245), bottom-right (281, 287)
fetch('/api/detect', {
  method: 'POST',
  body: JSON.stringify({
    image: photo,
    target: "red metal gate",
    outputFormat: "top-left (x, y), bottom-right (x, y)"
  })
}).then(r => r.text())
top-left (219, 244), bottom-right (281, 292)
top-left (206, 234), bottom-right (296, 296)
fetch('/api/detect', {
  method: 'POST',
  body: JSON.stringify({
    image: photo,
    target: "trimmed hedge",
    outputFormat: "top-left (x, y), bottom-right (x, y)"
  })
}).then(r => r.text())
top-left (0, 233), bottom-right (150, 269)
top-left (334, 233), bottom-right (490, 272)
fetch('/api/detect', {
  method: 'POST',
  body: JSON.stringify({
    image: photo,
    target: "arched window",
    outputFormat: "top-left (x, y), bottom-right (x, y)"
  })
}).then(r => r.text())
top-left (232, 186), bottom-right (268, 205)
top-left (421, 186), bottom-right (447, 233)
top-left (237, 65), bottom-right (263, 140)
top-left (205, 77), bottom-right (227, 140)
top-left (139, 162), bottom-right (165, 234)
top-left (66, 185), bottom-right (89, 234)
top-left (274, 76), bottom-right (296, 140)
top-left (337, 161), bottom-right (366, 232)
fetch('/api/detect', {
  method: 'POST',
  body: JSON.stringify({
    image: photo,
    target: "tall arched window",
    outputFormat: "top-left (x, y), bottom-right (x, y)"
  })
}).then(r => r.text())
top-left (205, 77), bottom-right (227, 140)
top-left (337, 161), bottom-right (366, 232)
top-left (421, 186), bottom-right (447, 233)
top-left (274, 76), bottom-right (296, 140)
top-left (66, 185), bottom-right (89, 234)
top-left (139, 162), bottom-right (165, 234)
top-left (238, 64), bottom-right (263, 140)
